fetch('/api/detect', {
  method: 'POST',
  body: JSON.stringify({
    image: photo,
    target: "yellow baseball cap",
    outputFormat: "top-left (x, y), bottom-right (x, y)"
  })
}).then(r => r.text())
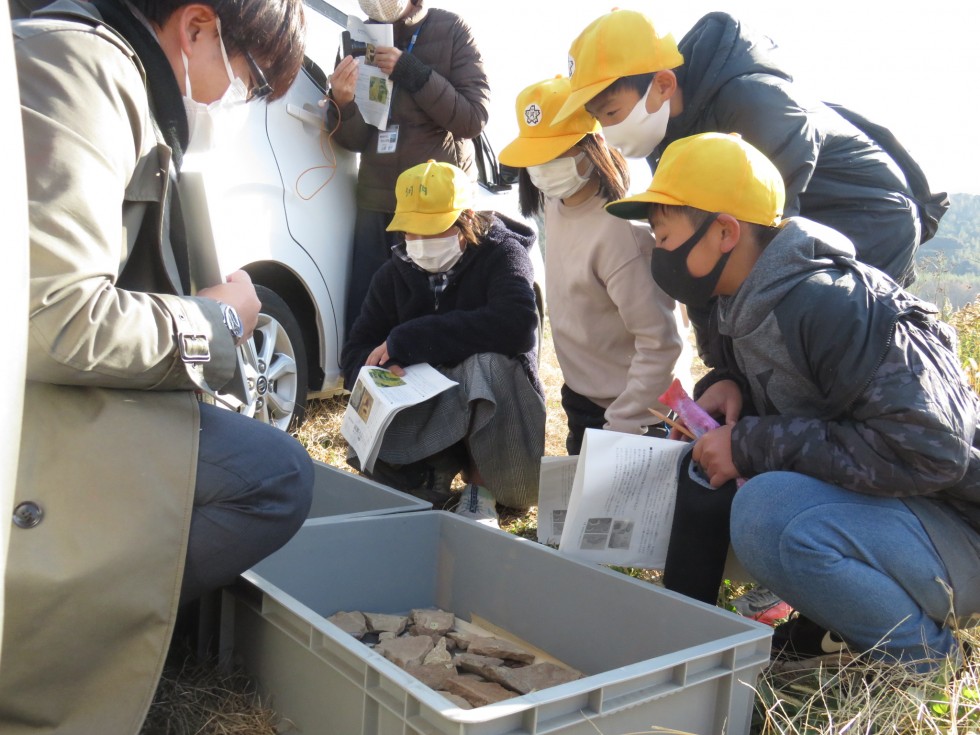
top-left (555, 9), bottom-right (683, 123)
top-left (498, 76), bottom-right (601, 168)
top-left (605, 133), bottom-right (785, 226)
top-left (386, 160), bottom-right (474, 235)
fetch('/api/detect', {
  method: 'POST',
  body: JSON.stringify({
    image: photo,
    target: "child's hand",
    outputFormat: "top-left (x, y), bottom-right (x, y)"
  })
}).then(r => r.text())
top-left (692, 425), bottom-right (738, 487)
top-left (366, 340), bottom-right (405, 376)
top-left (697, 379), bottom-right (743, 425)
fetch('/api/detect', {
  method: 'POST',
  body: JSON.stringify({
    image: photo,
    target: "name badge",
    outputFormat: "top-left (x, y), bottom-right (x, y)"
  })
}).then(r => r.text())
top-left (378, 124), bottom-right (399, 154)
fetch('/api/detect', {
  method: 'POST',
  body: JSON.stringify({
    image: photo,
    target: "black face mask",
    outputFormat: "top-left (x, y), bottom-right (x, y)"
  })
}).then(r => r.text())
top-left (651, 213), bottom-right (730, 308)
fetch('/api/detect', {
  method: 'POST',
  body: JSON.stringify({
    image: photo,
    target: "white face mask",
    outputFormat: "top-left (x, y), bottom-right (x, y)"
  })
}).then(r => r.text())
top-left (182, 18), bottom-right (249, 156)
top-left (358, 0), bottom-right (410, 22)
top-left (526, 152), bottom-right (594, 200)
top-left (602, 83), bottom-right (671, 159)
top-left (406, 232), bottom-right (464, 273)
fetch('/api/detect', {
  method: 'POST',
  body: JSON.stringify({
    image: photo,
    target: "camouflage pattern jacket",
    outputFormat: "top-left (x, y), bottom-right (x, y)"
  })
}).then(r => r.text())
top-left (714, 218), bottom-right (980, 615)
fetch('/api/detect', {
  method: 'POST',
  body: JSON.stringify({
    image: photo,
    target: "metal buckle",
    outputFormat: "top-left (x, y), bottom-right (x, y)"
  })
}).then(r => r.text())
top-left (178, 333), bottom-right (211, 363)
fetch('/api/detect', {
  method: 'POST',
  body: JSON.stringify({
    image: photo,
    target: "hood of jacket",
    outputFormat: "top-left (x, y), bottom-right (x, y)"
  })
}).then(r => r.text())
top-left (718, 218), bottom-right (856, 340)
top-left (670, 12), bottom-right (789, 136)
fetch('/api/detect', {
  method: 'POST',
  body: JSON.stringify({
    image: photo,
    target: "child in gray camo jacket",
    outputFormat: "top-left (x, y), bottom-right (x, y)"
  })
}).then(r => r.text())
top-left (608, 132), bottom-right (980, 671)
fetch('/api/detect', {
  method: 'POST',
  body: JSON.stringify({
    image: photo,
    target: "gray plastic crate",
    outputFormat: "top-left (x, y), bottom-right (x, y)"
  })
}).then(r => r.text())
top-left (306, 460), bottom-right (430, 523)
top-left (221, 512), bottom-right (771, 735)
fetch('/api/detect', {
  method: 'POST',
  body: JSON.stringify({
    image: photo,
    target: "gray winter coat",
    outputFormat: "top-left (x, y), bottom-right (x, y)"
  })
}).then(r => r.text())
top-left (717, 218), bottom-right (980, 618)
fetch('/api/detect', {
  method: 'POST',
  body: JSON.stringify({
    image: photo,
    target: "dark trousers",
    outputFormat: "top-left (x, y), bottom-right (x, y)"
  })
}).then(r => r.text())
top-left (181, 403), bottom-right (314, 606)
top-left (662, 450), bottom-right (739, 605)
top-left (345, 208), bottom-right (402, 334)
top-left (560, 384), bottom-right (667, 455)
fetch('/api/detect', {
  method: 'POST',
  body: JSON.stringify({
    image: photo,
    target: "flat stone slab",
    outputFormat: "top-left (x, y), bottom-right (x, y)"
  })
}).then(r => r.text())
top-left (327, 611), bottom-right (367, 639)
top-left (364, 612), bottom-right (408, 635)
top-left (442, 676), bottom-right (514, 707)
top-left (452, 652), bottom-right (504, 679)
top-left (446, 630), bottom-right (476, 651)
top-left (488, 662), bottom-right (585, 694)
top-left (466, 636), bottom-right (535, 664)
top-left (375, 635), bottom-right (434, 669)
top-left (410, 608), bottom-right (455, 637)
top-left (405, 663), bottom-right (455, 690)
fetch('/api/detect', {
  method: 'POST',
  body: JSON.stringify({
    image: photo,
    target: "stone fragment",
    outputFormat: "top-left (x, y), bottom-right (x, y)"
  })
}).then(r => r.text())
top-left (442, 676), bottom-right (515, 707)
top-left (375, 635), bottom-right (434, 669)
top-left (466, 636), bottom-right (535, 664)
top-left (405, 664), bottom-right (455, 690)
top-left (487, 662), bottom-right (585, 694)
top-left (327, 611), bottom-right (367, 639)
top-left (446, 630), bottom-right (475, 651)
top-left (452, 652), bottom-right (505, 679)
top-left (364, 612), bottom-right (408, 635)
top-left (423, 637), bottom-right (453, 667)
top-left (410, 608), bottom-right (455, 637)
top-left (378, 631), bottom-right (397, 642)
top-left (437, 692), bottom-right (473, 710)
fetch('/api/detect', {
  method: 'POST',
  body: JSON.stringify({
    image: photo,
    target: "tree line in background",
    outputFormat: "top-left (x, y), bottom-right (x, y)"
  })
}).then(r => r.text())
top-left (911, 193), bottom-right (980, 311)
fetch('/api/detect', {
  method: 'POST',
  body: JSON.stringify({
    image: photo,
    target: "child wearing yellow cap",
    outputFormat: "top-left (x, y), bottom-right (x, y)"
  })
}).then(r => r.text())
top-left (498, 75), bottom-right (692, 454)
top-left (341, 161), bottom-right (546, 527)
top-left (608, 132), bottom-right (980, 671)
top-left (559, 9), bottom-right (944, 365)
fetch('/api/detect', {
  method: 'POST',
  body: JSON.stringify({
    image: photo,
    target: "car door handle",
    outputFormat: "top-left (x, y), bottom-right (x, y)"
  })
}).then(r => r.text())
top-left (287, 103), bottom-right (327, 131)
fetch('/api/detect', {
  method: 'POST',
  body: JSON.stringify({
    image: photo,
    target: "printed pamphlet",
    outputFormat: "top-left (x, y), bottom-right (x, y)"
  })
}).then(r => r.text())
top-left (345, 17), bottom-right (394, 130)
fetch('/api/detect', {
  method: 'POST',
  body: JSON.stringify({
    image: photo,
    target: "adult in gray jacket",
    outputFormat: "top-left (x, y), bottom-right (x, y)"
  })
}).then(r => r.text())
top-left (7, 0), bottom-right (313, 730)
top-left (326, 0), bottom-right (490, 332)
top-left (609, 133), bottom-right (979, 671)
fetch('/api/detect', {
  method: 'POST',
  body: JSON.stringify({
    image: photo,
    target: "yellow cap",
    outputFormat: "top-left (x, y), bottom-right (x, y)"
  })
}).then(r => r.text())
top-left (605, 133), bottom-right (785, 226)
top-left (498, 76), bottom-right (601, 168)
top-left (386, 160), bottom-right (474, 235)
top-left (555, 9), bottom-right (683, 123)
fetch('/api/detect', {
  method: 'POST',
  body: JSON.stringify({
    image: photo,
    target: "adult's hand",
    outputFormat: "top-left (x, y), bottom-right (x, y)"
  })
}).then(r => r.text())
top-left (366, 340), bottom-right (405, 376)
top-left (372, 46), bottom-right (401, 76)
top-left (328, 55), bottom-right (359, 108)
top-left (199, 270), bottom-right (260, 341)
top-left (692, 424), bottom-right (738, 488)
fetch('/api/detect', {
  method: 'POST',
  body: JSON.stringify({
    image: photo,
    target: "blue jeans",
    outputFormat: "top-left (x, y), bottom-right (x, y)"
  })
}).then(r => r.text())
top-left (180, 403), bottom-right (314, 605)
top-left (730, 472), bottom-right (957, 667)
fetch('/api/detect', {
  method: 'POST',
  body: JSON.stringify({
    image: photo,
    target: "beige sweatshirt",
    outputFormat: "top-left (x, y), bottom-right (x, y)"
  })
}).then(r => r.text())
top-left (544, 192), bottom-right (693, 434)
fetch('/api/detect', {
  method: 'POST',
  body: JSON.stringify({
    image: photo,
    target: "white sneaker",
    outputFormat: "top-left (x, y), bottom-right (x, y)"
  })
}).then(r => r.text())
top-left (454, 484), bottom-right (499, 528)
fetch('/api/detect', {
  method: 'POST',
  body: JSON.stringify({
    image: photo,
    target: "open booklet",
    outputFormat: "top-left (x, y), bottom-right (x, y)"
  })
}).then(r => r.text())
top-left (341, 363), bottom-right (457, 474)
top-left (538, 429), bottom-right (690, 568)
top-left (344, 17), bottom-right (394, 130)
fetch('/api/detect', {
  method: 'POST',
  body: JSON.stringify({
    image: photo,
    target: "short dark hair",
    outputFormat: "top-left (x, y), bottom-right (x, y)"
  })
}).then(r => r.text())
top-left (586, 72), bottom-right (654, 113)
top-left (516, 133), bottom-right (629, 217)
top-left (130, 0), bottom-right (306, 101)
top-left (651, 203), bottom-right (782, 248)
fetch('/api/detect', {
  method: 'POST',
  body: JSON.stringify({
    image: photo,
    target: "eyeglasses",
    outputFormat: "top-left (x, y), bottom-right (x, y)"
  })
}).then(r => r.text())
top-left (244, 51), bottom-right (273, 100)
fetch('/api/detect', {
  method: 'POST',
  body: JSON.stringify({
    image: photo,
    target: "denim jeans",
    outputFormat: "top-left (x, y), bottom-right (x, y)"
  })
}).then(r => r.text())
top-left (730, 471), bottom-right (957, 667)
top-left (180, 403), bottom-right (314, 605)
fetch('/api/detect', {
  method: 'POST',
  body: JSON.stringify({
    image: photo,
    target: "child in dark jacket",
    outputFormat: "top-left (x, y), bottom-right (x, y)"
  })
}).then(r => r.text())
top-left (607, 132), bottom-right (980, 671)
top-left (342, 160), bottom-right (545, 526)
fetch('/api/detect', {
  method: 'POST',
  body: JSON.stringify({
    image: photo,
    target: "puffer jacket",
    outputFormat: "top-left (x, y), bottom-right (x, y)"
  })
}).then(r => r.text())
top-left (341, 213), bottom-right (541, 395)
top-left (327, 1), bottom-right (489, 212)
top-left (658, 12), bottom-right (919, 285)
top-left (713, 218), bottom-right (980, 615)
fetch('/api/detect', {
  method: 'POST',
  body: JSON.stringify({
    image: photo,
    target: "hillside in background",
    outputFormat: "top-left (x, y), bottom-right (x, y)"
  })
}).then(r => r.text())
top-left (911, 193), bottom-right (980, 309)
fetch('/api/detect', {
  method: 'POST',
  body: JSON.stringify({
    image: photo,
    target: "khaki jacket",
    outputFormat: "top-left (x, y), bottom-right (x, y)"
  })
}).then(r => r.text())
top-left (4, 4), bottom-right (236, 732)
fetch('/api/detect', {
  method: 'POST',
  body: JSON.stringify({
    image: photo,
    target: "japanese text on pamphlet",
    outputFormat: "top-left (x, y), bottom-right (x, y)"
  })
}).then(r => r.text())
top-left (341, 363), bottom-right (457, 474)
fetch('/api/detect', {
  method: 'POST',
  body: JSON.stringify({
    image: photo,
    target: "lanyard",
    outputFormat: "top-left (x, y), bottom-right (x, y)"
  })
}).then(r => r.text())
top-left (406, 23), bottom-right (422, 54)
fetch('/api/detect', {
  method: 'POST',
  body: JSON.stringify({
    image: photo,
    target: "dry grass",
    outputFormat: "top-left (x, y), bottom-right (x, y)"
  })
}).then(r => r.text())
top-left (149, 313), bottom-right (980, 734)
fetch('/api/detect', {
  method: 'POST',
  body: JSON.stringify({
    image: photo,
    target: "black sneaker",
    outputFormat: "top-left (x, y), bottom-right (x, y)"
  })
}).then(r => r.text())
top-left (346, 445), bottom-right (463, 510)
top-left (771, 614), bottom-right (850, 661)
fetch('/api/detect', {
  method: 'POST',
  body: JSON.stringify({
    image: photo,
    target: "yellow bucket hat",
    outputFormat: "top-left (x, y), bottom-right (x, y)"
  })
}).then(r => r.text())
top-left (498, 75), bottom-right (601, 168)
top-left (605, 133), bottom-right (785, 226)
top-left (386, 160), bottom-right (474, 235)
top-left (555, 9), bottom-right (683, 123)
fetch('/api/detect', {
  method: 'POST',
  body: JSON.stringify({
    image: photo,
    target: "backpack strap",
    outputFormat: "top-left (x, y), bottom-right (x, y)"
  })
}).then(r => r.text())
top-left (826, 101), bottom-right (949, 243)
